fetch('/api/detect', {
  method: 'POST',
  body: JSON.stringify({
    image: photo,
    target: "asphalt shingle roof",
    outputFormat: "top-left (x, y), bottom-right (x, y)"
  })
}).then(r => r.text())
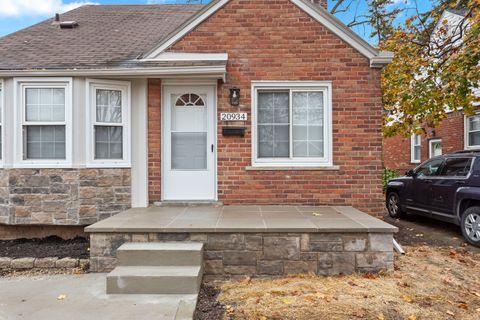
top-left (0, 4), bottom-right (204, 70)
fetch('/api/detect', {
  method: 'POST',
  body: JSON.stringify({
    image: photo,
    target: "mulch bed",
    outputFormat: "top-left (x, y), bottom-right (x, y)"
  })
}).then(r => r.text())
top-left (194, 284), bottom-right (225, 320)
top-left (0, 236), bottom-right (89, 259)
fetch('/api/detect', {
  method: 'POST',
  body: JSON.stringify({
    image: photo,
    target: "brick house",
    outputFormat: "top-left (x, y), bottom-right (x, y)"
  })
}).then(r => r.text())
top-left (383, 9), bottom-right (479, 174)
top-left (0, 0), bottom-right (393, 230)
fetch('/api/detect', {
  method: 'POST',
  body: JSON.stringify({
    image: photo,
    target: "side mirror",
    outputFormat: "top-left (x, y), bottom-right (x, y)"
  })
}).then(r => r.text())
top-left (405, 169), bottom-right (416, 177)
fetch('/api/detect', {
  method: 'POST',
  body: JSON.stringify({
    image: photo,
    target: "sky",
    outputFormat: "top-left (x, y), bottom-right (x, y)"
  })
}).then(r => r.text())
top-left (0, 0), bottom-right (435, 44)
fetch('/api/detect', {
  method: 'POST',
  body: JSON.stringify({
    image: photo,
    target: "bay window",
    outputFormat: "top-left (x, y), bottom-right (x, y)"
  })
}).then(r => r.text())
top-left (0, 81), bottom-right (3, 163)
top-left (252, 81), bottom-right (332, 167)
top-left (86, 79), bottom-right (130, 167)
top-left (14, 78), bottom-right (72, 167)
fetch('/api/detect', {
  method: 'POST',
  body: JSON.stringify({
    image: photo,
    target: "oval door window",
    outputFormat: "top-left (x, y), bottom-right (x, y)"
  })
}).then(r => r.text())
top-left (171, 93), bottom-right (207, 170)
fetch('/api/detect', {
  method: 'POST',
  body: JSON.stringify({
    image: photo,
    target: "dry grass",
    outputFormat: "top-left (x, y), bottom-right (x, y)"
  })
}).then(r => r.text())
top-left (219, 246), bottom-right (480, 320)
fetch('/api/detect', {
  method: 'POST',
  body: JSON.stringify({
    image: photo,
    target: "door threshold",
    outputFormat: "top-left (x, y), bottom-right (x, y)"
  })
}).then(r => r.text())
top-left (154, 201), bottom-right (223, 207)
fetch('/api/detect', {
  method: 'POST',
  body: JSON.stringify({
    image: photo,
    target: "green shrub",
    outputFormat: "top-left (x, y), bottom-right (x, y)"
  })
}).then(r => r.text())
top-left (382, 168), bottom-right (398, 193)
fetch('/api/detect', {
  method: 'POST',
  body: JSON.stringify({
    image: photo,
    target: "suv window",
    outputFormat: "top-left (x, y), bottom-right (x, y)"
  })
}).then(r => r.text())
top-left (415, 158), bottom-right (444, 177)
top-left (439, 157), bottom-right (473, 177)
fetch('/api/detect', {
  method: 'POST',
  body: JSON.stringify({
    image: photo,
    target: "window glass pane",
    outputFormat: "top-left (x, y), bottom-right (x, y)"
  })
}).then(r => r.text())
top-left (25, 88), bottom-right (65, 122)
top-left (415, 158), bottom-right (443, 177)
top-left (439, 158), bottom-right (472, 177)
top-left (95, 126), bottom-right (123, 159)
top-left (430, 141), bottom-right (442, 157)
top-left (171, 93), bottom-right (206, 132)
top-left (0, 86), bottom-right (2, 160)
top-left (171, 132), bottom-right (207, 170)
top-left (292, 92), bottom-right (324, 157)
top-left (258, 92), bottom-right (289, 158)
top-left (469, 115), bottom-right (480, 132)
top-left (469, 132), bottom-right (480, 147)
top-left (25, 125), bottom-right (66, 159)
top-left (96, 89), bottom-right (122, 123)
top-left (414, 146), bottom-right (421, 161)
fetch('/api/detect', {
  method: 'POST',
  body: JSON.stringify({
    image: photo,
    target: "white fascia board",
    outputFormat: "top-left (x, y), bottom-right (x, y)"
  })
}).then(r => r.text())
top-left (145, 0), bottom-right (231, 59)
top-left (142, 52), bottom-right (229, 62)
top-left (370, 51), bottom-right (395, 68)
top-left (0, 65), bottom-right (227, 78)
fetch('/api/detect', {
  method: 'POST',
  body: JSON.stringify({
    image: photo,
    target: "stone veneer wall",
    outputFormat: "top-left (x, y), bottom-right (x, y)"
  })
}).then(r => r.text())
top-left (90, 232), bottom-right (394, 280)
top-left (0, 169), bottom-right (131, 225)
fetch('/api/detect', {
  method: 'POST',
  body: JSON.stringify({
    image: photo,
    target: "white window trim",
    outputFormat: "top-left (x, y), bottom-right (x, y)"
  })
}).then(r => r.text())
top-left (251, 81), bottom-right (333, 167)
top-left (86, 79), bottom-right (131, 168)
top-left (13, 77), bottom-right (73, 168)
top-left (0, 79), bottom-right (4, 168)
top-left (464, 113), bottom-right (480, 150)
top-left (410, 134), bottom-right (421, 164)
top-left (429, 138), bottom-right (442, 158)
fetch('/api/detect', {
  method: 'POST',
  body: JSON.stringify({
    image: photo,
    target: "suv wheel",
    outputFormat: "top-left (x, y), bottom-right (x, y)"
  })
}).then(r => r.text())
top-left (387, 192), bottom-right (404, 218)
top-left (461, 207), bottom-right (480, 247)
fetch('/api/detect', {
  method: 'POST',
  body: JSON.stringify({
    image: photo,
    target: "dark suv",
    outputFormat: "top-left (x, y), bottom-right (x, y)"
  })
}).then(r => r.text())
top-left (386, 151), bottom-right (480, 247)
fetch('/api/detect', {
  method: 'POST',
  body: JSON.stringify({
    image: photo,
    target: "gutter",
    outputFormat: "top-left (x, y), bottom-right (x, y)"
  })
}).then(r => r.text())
top-left (0, 65), bottom-right (228, 81)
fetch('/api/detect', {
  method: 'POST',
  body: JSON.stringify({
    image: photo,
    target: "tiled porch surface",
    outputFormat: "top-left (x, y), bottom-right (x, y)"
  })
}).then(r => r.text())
top-left (86, 206), bottom-right (397, 233)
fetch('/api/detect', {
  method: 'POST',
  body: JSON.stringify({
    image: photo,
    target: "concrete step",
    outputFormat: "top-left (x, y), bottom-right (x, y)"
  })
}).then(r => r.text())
top-left (107, 265), bottom-right (203, 295)
top-left (117, 242), bottom-right (204, 267)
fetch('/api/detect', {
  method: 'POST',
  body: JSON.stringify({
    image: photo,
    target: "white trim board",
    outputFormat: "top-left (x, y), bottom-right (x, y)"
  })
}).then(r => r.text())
top-left (144, 0), bottom-right (393, 67)
top-left (0, 79), bottom-right (4, 168)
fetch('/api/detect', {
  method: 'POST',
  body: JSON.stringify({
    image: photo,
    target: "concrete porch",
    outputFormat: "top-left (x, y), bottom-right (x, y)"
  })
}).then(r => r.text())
top-left (86, 205), bottom-right (398, 279)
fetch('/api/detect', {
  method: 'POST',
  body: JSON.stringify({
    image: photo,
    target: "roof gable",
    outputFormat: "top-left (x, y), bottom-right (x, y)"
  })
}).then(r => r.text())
top-left (144, 0), bottom-right (393, 67)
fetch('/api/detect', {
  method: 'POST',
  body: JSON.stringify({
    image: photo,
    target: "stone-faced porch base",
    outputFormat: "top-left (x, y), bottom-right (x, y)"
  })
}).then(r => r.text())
top-left (86, 206), bottom-right (397, 280)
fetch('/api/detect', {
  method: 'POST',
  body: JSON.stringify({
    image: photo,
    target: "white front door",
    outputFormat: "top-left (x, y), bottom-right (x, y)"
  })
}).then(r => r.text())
top-left (163, 85), bottom-right (216, 201)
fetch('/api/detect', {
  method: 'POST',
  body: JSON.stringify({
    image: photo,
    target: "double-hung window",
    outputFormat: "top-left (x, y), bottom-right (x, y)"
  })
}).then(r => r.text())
top-left (0, 80), bottom-right (3, 164)
top-left (86, 79), bottom-right (130, 167)
top-left (14, 78), bottom-right (72, 167)
top-left (252, 81), bottom-right (332, 167)
top-left (411, 134), bottom-right (421, 163)
top-left (465, 114), bottom-right (480, 149)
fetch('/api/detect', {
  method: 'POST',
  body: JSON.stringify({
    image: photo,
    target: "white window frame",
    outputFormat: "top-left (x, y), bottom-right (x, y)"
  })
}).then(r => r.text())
top-left (13, 77), bottom-right (73, 168)
top-left (429, 138), bottom-right (442, 158)
top-left (410, 134), bottom-right (421, 164)
top-left (465, 113), bottom-right (480, 150)
top-left (251, 81), bottom-right (333, 167)
top-left (86, 79), bottom-right (131, 168)
top-left (0, 79), bottom-right (4, 167)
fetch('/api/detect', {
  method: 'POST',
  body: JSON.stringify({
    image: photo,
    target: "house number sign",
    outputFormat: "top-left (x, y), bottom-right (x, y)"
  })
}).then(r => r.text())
top-left (220, 112), bottom-right (248, 121)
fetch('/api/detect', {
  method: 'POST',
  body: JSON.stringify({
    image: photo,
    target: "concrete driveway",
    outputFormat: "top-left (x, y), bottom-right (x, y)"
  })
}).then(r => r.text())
top-left (0, 273), bottom-right (197, 320)
top-left (385, 213), bottom-right (480, 253)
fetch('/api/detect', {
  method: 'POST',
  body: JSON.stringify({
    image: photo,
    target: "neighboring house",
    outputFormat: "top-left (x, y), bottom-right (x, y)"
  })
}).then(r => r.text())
top-left (383, 9), bottom-right (479, 174)
top-left (0, 0), bottom-right (393, 229)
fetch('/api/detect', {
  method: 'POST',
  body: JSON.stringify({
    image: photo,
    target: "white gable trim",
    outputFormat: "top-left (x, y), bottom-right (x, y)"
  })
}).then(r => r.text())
top-left (144, 0), bottom-right (393, 67)
top-left (145, 0), bottom-right (231, 58)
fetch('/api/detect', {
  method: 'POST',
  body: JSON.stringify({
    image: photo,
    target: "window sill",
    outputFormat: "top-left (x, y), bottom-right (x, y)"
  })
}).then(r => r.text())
top-left (86, 162), bottom-right (131, 169)
top-left (245, 165), bottom-right (340, 171)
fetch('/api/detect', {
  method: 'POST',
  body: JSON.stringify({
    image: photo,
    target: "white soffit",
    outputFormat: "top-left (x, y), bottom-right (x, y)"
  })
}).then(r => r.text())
top-left (144, 0), bottom-right (393, 67)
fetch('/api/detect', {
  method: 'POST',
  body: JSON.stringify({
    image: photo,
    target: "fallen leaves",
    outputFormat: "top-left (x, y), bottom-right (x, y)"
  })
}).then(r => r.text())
top-left (57, 294), bottom-right (66, 300)
top-left (408, 315), bottom-right (417, 320)
top-left (446, 310), bottom-right (455, 316)
top-left (402, 295), bottom-right (413, 303)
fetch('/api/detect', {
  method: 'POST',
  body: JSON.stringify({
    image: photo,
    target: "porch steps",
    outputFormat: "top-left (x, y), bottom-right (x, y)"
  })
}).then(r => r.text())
top-left (106, 242), bottom-right (204, 296)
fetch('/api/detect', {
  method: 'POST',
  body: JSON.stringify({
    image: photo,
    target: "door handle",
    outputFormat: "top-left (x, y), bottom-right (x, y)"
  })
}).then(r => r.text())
top-left (456, 180), bottom-right (466, 185)
top-left (211, 144), bottom-right (214, 153)
top-left (424, 180), bottom-right (433, 184)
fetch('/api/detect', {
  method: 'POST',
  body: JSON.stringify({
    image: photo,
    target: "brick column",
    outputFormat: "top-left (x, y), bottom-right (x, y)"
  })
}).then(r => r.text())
top-left (148, 79), bottom-right (162, 203)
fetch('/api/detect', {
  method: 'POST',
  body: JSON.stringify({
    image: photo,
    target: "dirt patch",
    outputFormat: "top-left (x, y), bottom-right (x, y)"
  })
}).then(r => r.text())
top-left (0, 236), bottom-right (89, 259)
top-left (385, 213), bottom-right (480, 253)
top-left (194, 284), bottom-right (225, 320)
top-left (219, 246), bottom-right (480, 320)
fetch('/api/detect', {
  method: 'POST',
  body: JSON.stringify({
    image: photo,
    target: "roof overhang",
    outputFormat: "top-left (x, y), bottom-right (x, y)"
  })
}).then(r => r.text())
top-left (0, 63), bottom-right (227, 80)
top-left (144, 0), bottom-right (393, 68)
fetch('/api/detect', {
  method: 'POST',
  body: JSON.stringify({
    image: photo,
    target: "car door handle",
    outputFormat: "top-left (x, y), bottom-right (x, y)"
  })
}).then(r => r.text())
top-left (456, 180), bottom-right (466, 185)
top-left (424, 180), bottom-right (433, 184)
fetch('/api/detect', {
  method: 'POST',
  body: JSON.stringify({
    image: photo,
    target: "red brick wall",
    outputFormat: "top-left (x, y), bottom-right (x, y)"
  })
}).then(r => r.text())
top-left (147, 0), bottom-right (385, 215)
top-left (148, 79), bottom-right (162, 202)
top-left (383, 111), bottom-right (466, 173)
